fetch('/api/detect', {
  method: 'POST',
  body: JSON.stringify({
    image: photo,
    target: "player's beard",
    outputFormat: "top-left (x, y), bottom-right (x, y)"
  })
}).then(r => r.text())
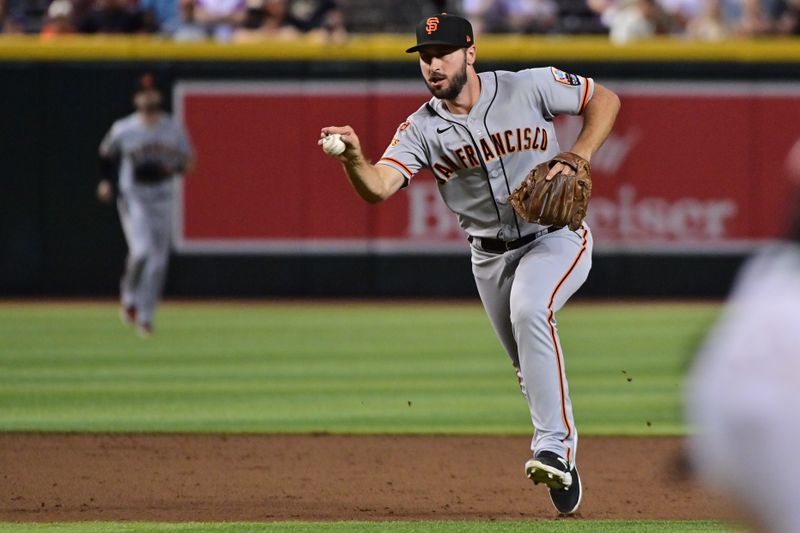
top-left (140, 102), bottom-right (160, 114)
top-left (135, 91), bottom-right (162, 115)
top-left (425, 60), bottom-right (468, 101)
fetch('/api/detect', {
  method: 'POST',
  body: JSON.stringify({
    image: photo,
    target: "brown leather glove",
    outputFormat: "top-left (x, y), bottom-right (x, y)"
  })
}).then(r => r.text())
top-left (508, 152), bottom-right (592, 231)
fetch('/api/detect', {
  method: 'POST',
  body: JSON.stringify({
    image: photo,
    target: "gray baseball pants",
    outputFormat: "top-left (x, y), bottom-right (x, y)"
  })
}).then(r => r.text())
top-left (117, 193), bottom-right (173, 326)
top-left (471, 224), bottom-right (593, 466)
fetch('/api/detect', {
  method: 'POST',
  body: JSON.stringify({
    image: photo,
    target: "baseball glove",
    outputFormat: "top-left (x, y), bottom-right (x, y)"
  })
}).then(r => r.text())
top-left (508, 152), bottom-right (592, 231)
top-left (133, 161), bottom-right (170, 183)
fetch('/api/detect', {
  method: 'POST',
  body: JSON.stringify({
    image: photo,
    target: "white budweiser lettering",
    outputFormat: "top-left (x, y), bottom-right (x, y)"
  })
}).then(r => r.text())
top-left (588, 185), bottom-right (737, 241)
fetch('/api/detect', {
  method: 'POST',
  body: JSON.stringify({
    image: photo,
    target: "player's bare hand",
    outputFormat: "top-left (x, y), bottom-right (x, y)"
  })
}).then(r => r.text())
top-left (96, 180), bottom-right (114, 203)
top-left (786, 138), bottom-right (800, 186)
top-left (319, 125), bottom-right (362, 162)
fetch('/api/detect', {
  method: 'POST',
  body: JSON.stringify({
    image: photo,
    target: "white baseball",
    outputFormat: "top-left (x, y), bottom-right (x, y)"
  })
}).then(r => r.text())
top-left (322, 133), bottom-right (346, 156)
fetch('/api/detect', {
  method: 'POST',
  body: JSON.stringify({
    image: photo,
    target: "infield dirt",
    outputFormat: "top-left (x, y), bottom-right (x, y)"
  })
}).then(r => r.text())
top-left (1, 434), bottom-right (732, 522)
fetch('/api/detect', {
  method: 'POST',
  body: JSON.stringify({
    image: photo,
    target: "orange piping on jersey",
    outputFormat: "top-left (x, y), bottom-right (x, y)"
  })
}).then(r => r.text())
top-left (578, 78), bottom-right (592, 115)
top-left (547, 225), bottom-right (588, 444)
top-left (378, 157), bottom-right (413, 179)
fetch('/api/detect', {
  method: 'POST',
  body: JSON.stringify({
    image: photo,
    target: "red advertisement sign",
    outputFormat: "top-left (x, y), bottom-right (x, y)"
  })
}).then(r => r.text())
top-left (174, 81), bottom-right (800, 254)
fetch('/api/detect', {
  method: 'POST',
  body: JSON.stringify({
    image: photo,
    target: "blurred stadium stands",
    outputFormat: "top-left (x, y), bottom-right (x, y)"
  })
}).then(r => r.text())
top-left (3, 0), bottom-right (797, 40)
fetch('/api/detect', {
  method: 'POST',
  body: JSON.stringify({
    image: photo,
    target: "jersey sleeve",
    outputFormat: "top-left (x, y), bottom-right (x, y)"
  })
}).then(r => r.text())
top-left (98, 122), bottom-right (121, 158)
top-left (530, 67), bottom-right (595, 120)
top-left (176, 123), bottom-right (195, 162)
top-left (376, 118), bottom-right (428, 187)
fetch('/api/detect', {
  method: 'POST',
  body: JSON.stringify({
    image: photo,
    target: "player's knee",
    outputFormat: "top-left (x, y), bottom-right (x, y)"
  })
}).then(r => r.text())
top-left (510, 298), bottom-right (549, 327)
top-left (128, 253), bottom-right (147, 270)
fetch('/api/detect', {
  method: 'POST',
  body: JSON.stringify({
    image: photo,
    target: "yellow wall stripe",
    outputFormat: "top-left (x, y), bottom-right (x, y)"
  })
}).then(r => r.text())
top-left (1, 34), bottom-right (800, 62)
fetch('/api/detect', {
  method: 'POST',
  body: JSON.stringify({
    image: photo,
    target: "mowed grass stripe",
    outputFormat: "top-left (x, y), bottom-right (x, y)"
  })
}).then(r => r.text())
top-left (0, 520), bottom-right (741, 532)
top-left (0, 302), bottom-right (719, 434)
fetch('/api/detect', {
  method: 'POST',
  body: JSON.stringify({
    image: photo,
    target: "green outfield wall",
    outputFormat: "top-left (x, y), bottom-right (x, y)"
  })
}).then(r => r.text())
top-left (2, 36), bottom-right (797, 297)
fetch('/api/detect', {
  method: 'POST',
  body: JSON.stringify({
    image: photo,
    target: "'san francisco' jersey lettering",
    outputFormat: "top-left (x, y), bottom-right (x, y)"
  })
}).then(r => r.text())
top-left (431, 127), bottom-right (549, 179)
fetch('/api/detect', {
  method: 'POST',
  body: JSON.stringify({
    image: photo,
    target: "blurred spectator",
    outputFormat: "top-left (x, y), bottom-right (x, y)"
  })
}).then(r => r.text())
top-left (194, 0), bottom-right (246, 41)
top-left (314, 2), bottom-right (346, 41)
top-left (556, 0), bottom-right (607, 33)
top-left (606, 0), bottom-right (656, 44)
top-left (172, 0), bottom-right (207, 39)
top-left (69, 0), bottom-right (95, 22)
top-left (232, 0), bottom-right (346, 42)
top-left (658, 0), bottom-right (702, 30)
top-left (686, 0), bottom-right (730, 39)
top-left (776, 0), bottom-right (800, 34)
top-left (463, 0), bottom-right (558, 34)
top-left (76, 0), bottom-right (149, 33)
top-left (288, 0), bottom-right (341, 33)
top-left (590, 0), bottom-right (671, 44)
top-left (233, 0), bottom-right (300, 40)
top-left (297, 0), bottom-right (346, 41)
top-left (2, 14), bottom-right (28, 32)
top-left (140, 0), bottom-right (180, 33)
top-left (764, 0), bottom-right (786, 18)
top-left (1, 0), bottom-right (25, 32)
top-left (734, 0), bottom-right (773, 35)
top-left (40, 0), bottom-right (75, 37)
top-left (2, 0), bottom-right (49, 32)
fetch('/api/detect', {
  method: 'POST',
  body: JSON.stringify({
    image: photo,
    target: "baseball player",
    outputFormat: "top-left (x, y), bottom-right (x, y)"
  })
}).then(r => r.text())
top-left (319, 13), bottom-right (619, 514)
top-left (686, 169), bottom-right (800, 533)
top-left (96, 73), bottom-right (195, 337)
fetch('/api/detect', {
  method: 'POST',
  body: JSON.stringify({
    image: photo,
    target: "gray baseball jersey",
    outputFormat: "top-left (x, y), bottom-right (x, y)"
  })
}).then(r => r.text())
top-left (376, 66), bottom-right (596, 468)
top-left (100, 112), bottom-right (193, 200)
top-left (99, 112), bottom-right (193, 330)
top-left (379, 67), bottom-right (593, 241)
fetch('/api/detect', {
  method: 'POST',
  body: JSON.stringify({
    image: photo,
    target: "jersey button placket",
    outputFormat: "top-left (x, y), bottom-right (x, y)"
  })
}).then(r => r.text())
top-left (489, 169), bottom-right (508, 205)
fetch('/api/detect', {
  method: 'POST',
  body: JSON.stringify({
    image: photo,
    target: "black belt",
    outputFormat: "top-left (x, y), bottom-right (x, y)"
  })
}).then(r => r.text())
top-left (469, 226), bottom-right (562, 254)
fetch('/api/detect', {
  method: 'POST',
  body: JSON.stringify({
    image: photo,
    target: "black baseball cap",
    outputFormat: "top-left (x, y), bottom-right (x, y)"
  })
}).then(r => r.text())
top-left (406, 13), bottom-right (474, 53)
top-left (134, 73), bottom-right (161, 94)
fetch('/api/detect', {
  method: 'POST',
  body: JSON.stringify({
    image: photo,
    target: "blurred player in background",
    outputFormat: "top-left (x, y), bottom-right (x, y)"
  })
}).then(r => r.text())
top-left (686, 166), bottom-right (800, 532)
top-left (96, 73), bottom-right (195, 337)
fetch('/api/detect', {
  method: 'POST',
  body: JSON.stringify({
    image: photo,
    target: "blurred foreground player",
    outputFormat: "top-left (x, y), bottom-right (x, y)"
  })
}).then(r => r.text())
top-left (97, 74), bottom-right (195, 337)
top-left (686, 180), bottom-right (800, 532)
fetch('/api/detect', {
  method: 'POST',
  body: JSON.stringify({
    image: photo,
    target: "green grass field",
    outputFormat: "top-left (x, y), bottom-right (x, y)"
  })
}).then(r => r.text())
top-left (0, 301), bottom-right (727, 532)
top-left (0, 301), bottom-right (717, 435)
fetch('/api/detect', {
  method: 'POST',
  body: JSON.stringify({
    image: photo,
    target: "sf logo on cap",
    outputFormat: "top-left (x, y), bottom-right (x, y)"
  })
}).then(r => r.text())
top-left (425, 16), bottom-right (439, 34)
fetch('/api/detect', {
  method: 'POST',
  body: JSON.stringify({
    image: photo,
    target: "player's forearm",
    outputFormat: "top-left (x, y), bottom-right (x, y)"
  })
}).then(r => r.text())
top-left (320, 125), bottom-right (405, 202)
top-left (569, 84), bottom-right (620, 162)
top-left (342, 156), bottom-right (393, 204)
top-left (98, 154), bottom-right (120, 183)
